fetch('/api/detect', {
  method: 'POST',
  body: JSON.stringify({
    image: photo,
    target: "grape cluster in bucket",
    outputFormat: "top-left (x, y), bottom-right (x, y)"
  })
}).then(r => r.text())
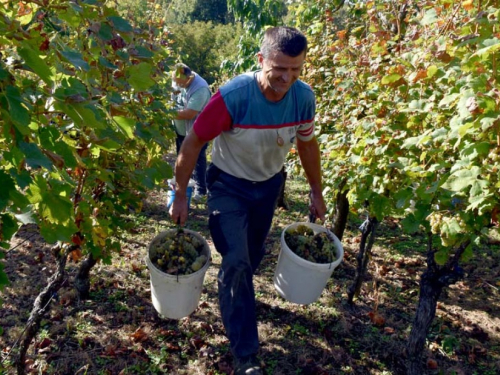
top-left (284, 224), bottom-right (338, 264)
top-left (150, 230), bottom-right (207, 275)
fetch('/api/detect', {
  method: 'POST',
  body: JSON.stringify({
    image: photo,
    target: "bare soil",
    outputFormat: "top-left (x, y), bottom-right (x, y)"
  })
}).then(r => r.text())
top-left (1, 177), bottom-right (500, 375)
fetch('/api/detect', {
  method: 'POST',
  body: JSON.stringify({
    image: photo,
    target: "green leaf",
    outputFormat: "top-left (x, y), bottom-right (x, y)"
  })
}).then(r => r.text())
top-left (434, 249), bottom-right (449, 265)
top-left (98, 22), bottom-right (114, 41)
top-left (17, 47), bottom-right (53, 85)
top-left (40, 193), bottom-right (74, 225)
top-left (39, 221), bottom-right (78, 243)
top-left (113, 116), bottom-right (135, 139)
top-left (0, 171), bottom-right (15, 211)
top-left (0, 214), bottom-right (19, 241)
top-left (19, 142), bottom-right (53, 170)
top-left (60, 49), bottom-right (90, 71)
top-left (39, 127), bottom-right (78, 168)
top-left (133, 46), bottom-right (154, 59)
top-left (427, 65), bottom-right (438, 78)
top-left (461, 242), bottom-right (474, 262)
top-left (480, 115), bottom-right (498, 131)
top-left (401, 214), bottom-right (421, 233)
top-left (5, 86), bottom-right (30, 129)
top-left (108, 16), bottom-right (133, 33)
top-left (126, 63), bottom-right (155, 91)
top-left (439, 93), bottom-right (460, 108)
top-left (421, 8), bottom-right (438, 26)
top-left (370, 195), bottom-right (390, 221)
top-left (98, 56), bottom-right (118, 70)
top-left (381, 74), bottom-right (401, 85)
top-left (472, 38), bottom-right (500, 59)
top-left (442, 167), bottom-right (481, 192)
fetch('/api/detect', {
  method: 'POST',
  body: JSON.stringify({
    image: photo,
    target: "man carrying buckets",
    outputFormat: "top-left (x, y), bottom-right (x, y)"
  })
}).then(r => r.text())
top-left (169, 26), bottom-right (326, 375)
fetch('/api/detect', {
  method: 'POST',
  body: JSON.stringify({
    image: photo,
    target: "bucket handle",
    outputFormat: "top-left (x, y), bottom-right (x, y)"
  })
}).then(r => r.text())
top-left (308, 191), bottom-right (336, 269)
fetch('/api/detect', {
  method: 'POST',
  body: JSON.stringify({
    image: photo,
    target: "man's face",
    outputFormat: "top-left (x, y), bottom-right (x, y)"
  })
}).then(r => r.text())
top-left (172, 71), bottom-right (189, 88)
top-left (258, 50), bottom-right (305, 95)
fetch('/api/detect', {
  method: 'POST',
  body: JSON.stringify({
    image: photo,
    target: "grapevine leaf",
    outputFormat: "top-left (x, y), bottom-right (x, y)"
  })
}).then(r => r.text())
top-left (58, 5), bottom-right (80, 27)
top-left (401, 214), bottom-right (421, 234)
top-left (5, 86), bottom-right (30, 129)
top-left (60, 48), bottom-right (90, 71)
top-left (39, 222), bottom-right (77, 243)
top-left (39, 128), bottom-right (78, 168)
top-left (126, 63), bottom-right (155, 91)
top-left (113, 116), bottom-right (135, 139)
top-left (108, 16), bottom-right (133, 33)
top-left (39, 193), bottom-right (74, 225)
top-left (14, 208), bottom-right (37, 225)
top-left (461, 242), bottom-right (474, 262)
top-left (471, 38), bottom-right (500, 59)
top-left (421, 8), bottom-right (438, 26)
top-left (0, 171), bottom-right (15, 211)
top-left (441, 167), bottom-right (481, 192)
top-left (19, 142), bottom-right (53, 170)
top-left (98, 56), bottom-right (118, 70)
top-left (434, 249), bottom-right (449, 265)
top-left (0, 214), bottom-right (19, 242)
top-left (17, 47), bottom-right (53, 85)
top-left (439, 93), bottom-right (460, 108)
top-left (480, 116), bottom-right (498, 131)
top-left (98, 22), bottom-right (114, 41)
top-left (381, 74), bottom-right (401, 85)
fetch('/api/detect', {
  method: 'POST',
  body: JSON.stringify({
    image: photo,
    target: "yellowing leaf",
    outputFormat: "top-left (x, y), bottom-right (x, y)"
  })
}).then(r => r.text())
top-left (462, 0), bottom-right (474, 11)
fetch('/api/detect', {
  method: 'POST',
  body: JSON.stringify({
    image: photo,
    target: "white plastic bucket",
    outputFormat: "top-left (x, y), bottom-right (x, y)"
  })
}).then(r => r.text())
top-left (146, 229), bottom-right (211, 319)
top-left (273, 222), bottom-right (344, 305)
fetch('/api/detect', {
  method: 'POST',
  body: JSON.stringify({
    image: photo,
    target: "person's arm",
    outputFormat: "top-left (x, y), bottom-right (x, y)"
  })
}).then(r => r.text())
top-left (175, 108), bottom-right (199, 120)
top-left (296, 136), bottom-right (327, 221)
top-left (169, 131), bottom-right (207, 226)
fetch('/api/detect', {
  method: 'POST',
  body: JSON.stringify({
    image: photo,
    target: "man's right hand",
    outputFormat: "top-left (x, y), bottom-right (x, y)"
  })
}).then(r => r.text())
top-left (169, 192), bottom-right (189, 226)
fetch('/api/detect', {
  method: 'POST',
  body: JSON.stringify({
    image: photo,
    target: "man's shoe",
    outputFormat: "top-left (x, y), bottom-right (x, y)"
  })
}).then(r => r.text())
top-left (233, 355), bottom-right (262, 375)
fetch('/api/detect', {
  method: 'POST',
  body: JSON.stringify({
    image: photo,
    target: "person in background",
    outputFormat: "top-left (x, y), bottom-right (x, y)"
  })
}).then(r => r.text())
top-left (171, 63), bottom-right (211, 198)
top-left (169, 27), bottom-right (326, 375)
top-left (171, 81), bottom-right (186, 154)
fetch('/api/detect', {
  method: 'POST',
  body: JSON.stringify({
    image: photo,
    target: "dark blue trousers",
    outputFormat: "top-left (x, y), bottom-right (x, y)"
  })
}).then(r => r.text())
top-left (206, 164), bottom-right (283, 359)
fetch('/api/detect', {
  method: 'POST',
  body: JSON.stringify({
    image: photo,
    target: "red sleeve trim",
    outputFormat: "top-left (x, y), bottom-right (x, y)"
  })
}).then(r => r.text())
top-left (193, 91), bottom-right (232, 141)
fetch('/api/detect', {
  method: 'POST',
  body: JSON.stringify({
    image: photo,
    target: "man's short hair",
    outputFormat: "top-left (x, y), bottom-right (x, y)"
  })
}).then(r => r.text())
top-left (173, 63), bottom-right (192, 78)
top-left (260, 26), bottom-right (308, 58)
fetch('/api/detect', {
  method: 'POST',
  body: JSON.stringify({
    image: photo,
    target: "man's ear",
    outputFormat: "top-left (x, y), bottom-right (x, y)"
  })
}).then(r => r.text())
top-left (256, 52), bottom-right (264, 67)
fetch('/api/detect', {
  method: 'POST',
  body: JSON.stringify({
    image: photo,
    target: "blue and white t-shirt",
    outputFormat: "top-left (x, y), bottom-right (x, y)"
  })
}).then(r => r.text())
top-left (193, 71), bottom-right (315, 181)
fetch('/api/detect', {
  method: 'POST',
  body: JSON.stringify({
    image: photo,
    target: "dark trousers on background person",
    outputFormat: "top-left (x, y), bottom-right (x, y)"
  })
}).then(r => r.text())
top-left (176, 133), bottom-right (208, 196)
top-left (206, 164), bottom-right (283, 359)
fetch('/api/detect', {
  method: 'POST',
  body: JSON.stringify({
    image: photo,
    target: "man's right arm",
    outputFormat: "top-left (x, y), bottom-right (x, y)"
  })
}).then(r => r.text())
top-left (169, 131), bottom-right (207, 226)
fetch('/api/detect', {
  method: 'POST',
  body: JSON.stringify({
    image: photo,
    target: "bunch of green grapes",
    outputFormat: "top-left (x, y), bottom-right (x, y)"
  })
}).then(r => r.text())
top-left (427, 212), bottom-right (467, 247)
top-left (428, 212), bottom-right (444, 234)
top-left (284, 225), bottom-right (338, 264)
top-left (150, 230), bottom-right (208, 275)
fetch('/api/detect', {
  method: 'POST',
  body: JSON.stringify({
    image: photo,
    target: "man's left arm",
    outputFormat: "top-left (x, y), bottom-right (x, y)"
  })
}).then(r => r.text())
top-left (296, 136), bottom-right (327, 221)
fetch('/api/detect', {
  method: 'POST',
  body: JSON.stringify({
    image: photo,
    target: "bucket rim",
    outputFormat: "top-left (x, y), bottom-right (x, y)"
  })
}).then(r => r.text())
top-left (280, 222), bottom-right (344, 270)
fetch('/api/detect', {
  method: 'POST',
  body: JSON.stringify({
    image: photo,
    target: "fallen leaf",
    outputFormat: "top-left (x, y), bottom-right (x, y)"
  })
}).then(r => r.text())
top-left (368, 311), bottom-right (386, 326)
top-left (36, 337), bottom-right (52, 349)
top-left (383, 326), bottom-right (395, 334)
top-left (426, 358), bottom-right (438, 369)
top-left (130, 327), bottom-right (148, 343)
